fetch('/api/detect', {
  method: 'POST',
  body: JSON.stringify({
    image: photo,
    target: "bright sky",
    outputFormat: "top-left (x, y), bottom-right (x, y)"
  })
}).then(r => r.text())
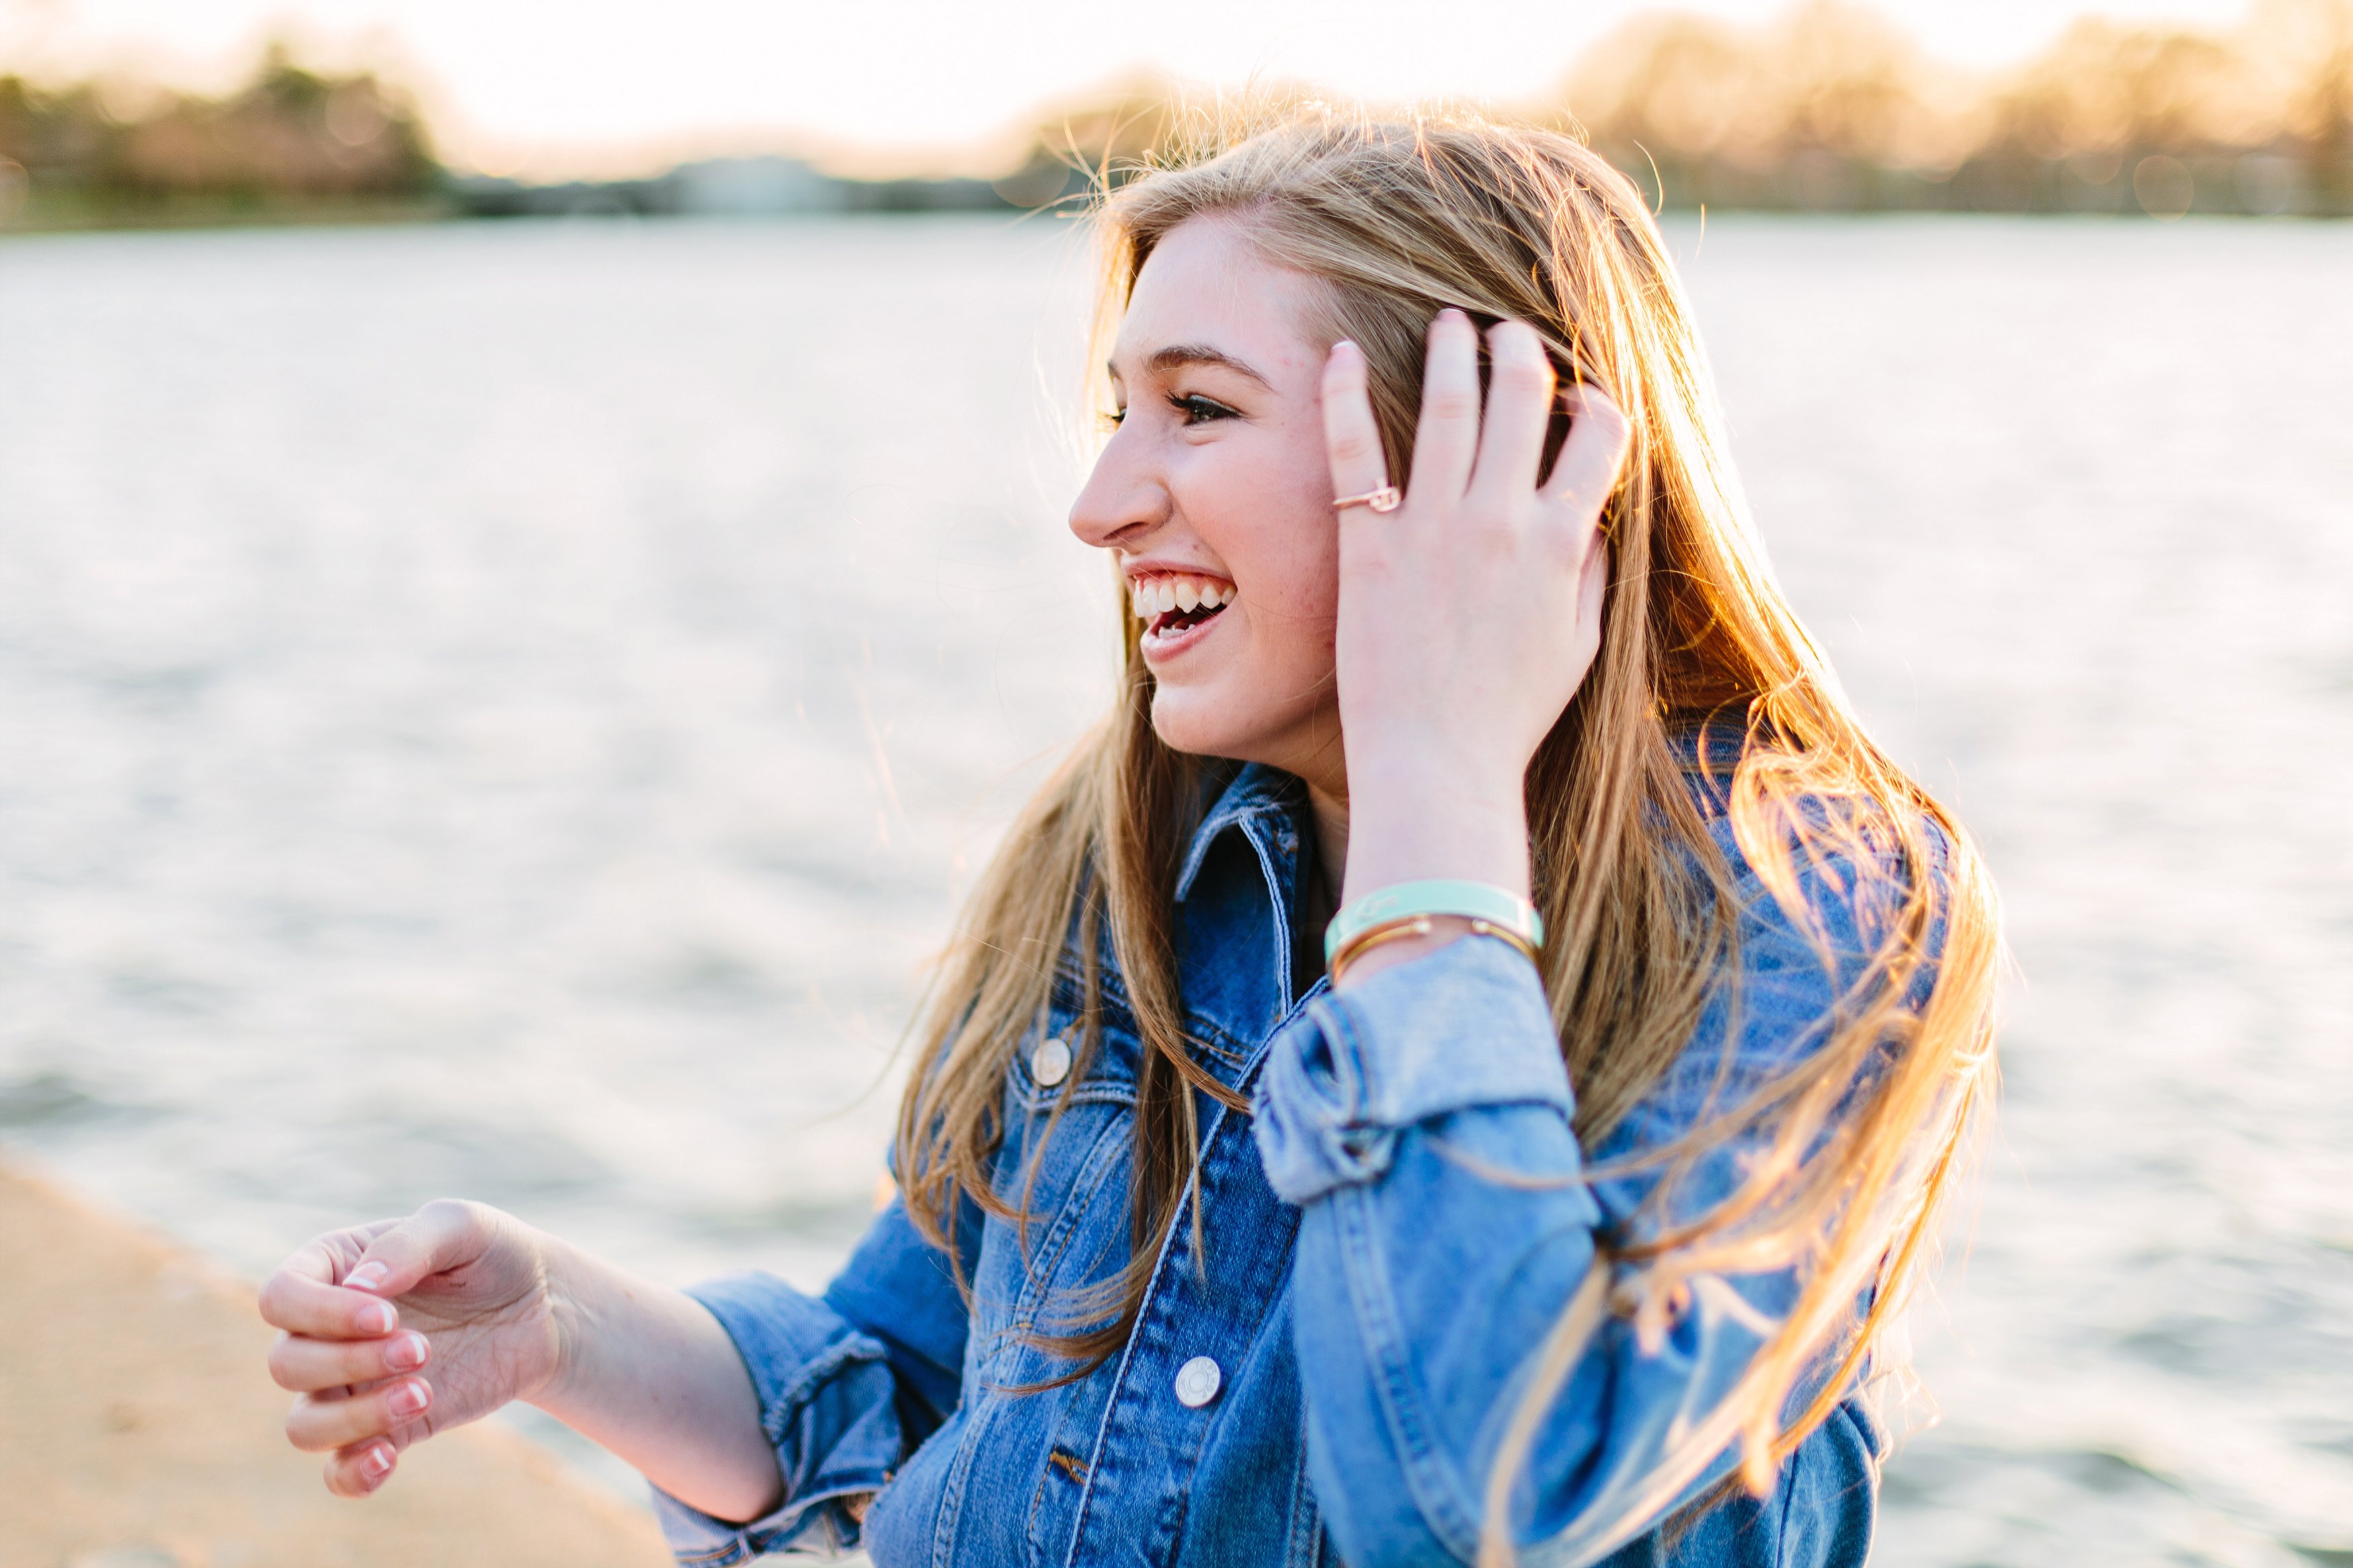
top-left (0, 0), bottom-right (2262, 175)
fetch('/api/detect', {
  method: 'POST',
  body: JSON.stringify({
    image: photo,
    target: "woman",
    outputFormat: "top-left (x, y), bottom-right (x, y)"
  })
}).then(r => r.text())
top-left (259, 113), bottom-right (1998, 1567)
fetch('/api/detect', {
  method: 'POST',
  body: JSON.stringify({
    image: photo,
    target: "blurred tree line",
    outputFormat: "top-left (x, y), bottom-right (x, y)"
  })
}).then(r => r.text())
top-left (0, 42), bottom-right (435, 227)
top-left (996, 0), bottom-right (2353, 217)
top-left (5, 3), bottom-right (2350, 229)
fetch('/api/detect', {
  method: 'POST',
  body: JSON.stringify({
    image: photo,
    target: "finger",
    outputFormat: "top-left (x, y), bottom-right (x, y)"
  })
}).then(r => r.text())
top-left (1320, 339), bottom-right (1390, 507)
top-left (1542, 384), bottom-right (1633, 524)
top-left (325, 1435), bottom-right (407, 1499)
top-left (1405, 308), bottom-right (1481, 502)
top-left (1569, 535), bottom-right (1610, 684)
top-left (270, 1328), bottom-right (431, 1394)
top-left (260, 1238), bottom-right (403, 1340)
top-left (286, 1373), bottom-right (433, 1454)
top-left (1467, 321), bottom-right (1556, 509)
top-left (342, 1198), bottom-right (492, 1300)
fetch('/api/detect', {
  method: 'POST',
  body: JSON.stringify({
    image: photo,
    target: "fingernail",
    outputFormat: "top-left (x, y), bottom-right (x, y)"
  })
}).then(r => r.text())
top-left (387, 1379), bottom-right (430, 1417)
top-left (358, 1301), bottom-right (396, 1335)
top-left (363, 1442), bottom-right (395, 1479)
top-left (346, 1262), bottom-right (389, 1292)
top-left (385, 1332), bottom-right (428, 1371)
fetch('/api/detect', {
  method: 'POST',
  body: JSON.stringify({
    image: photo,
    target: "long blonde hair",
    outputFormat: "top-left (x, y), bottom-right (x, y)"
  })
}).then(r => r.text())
top-left (894, 108), bottom-right (1999, 1558)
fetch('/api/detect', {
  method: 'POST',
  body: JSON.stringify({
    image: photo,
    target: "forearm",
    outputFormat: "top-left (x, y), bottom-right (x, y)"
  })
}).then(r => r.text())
top-left (1334, 752), bottom-right (1531, 987)
top-left (1341, 748), bottom-right (1528, 896)
top-left (532, 1233), bottom-right (783, 1523)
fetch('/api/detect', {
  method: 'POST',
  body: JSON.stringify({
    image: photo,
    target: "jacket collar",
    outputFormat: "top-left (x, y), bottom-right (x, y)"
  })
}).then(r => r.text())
top-left (1161, 763), bottom-right (1320, 1068)
top-left (1172, 761), bottom-right (1308, 907)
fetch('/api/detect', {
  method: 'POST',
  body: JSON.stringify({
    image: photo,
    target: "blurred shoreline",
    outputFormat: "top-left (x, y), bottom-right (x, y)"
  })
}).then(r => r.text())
top-left (3, 1), bottom-right (2350, 233)
top-left (0, 1152), bottom-right (670, 1567)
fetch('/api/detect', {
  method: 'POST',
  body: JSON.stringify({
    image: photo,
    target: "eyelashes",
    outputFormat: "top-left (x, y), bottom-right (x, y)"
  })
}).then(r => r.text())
top-left (1172, 393), bottom-right (1238, 425)
top-left (1099, 393), bottom-right (1241, 432)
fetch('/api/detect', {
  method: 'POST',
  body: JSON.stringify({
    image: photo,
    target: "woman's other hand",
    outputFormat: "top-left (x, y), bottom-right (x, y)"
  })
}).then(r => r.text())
top-left (260, 1199), bottom-right (561, 1497)
top-left (1321, 310), bottom-right (1629, 904)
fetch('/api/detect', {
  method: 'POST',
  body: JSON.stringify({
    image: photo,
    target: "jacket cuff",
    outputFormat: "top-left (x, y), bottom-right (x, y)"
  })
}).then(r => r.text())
top-left (651, 1272), bottom-right (903, 1564)
top-left (1252, 935), bottom-right (1574, 1204)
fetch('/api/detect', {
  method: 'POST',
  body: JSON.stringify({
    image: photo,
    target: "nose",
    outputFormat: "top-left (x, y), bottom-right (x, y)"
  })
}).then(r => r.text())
top-left (1068, 423), bottom-right (1170, 552)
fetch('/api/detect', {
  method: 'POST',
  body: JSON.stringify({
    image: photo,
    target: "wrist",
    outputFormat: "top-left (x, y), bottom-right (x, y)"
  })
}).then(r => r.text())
top-left (531, 1230), bottom-right (602, 1419)
top-left (1340, 744), bottom-right (1527, 880)
top-left (1340, 786), bottom-right (1529, 903)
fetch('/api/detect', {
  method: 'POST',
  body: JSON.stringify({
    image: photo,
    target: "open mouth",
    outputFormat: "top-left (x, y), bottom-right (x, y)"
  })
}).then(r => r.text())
top-left (1131, 573), bottom-right (1235, 643)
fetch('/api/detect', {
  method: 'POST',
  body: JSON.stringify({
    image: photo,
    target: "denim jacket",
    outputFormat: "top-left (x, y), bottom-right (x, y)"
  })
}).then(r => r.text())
top-left (655, 741), bottom-right (1938, 1567)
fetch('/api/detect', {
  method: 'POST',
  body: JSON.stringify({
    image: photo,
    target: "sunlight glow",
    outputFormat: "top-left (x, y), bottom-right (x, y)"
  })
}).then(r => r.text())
top-left (0, 0), bottom-right (2274, 175)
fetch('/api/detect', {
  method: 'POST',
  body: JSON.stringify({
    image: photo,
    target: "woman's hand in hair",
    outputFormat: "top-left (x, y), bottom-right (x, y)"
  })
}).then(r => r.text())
top-left (259, 1200), bottom-right (782, 1520)
top-left (1321, 310), bottom-right (1627, 913)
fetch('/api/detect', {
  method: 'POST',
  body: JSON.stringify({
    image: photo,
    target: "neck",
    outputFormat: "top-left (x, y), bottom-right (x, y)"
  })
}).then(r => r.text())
top-left (1304, 780), bottom-right (1349, 911)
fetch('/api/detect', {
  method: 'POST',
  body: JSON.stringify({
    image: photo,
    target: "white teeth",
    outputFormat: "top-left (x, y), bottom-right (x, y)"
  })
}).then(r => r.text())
top-left (1129, 574), bottom-right (1234, 628)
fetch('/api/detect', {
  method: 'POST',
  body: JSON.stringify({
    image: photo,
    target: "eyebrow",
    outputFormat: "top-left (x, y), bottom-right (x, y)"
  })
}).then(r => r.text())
top-left (1108, 343), bottom-right (1273, 389)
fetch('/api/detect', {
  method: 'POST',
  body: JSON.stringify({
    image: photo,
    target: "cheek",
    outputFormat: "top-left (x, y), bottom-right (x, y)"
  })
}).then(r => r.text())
top-left (1247, 552), bottom-right (1337, 650)
top-left (1252, 496), bottom-right (1341, 638)
top-left (1220, 530), bottom-right (1338, 720)
top-left (1185, 441), bottom-right (1340, 627)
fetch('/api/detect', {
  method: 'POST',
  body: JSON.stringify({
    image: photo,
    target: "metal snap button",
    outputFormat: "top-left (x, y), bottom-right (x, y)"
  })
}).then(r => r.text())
top-left (1031, 1035), bottom-right (1072, 1088)
top-left (1173, 1355), bottom-right (1222, 1409)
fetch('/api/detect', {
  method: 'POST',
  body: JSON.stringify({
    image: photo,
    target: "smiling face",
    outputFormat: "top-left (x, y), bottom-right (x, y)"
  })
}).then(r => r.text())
top-left (1068, 217), bottom-right (1345, 794)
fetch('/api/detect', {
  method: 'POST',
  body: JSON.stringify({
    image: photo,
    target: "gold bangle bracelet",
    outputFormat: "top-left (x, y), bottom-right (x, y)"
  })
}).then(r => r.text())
top-left (1326, 915), bottom-right (1433, 985)
top-left (1466, 916), bottom-right (1542, 968)
top-left (1327, 913), bottom-right (1542, 985)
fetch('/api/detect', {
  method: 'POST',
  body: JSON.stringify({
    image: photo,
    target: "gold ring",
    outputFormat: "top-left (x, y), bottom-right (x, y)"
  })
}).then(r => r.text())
top-left (1332, 486), bottom-right (1402, 513)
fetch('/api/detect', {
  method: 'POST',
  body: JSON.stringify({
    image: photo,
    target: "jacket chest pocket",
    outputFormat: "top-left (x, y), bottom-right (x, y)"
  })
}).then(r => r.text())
top-left (1008, 964), bottom-right (1144, 1116)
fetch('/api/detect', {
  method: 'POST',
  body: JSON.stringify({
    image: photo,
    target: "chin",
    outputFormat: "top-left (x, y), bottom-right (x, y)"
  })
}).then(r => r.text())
top-left (1148, 686), bottom-right (1259, 763)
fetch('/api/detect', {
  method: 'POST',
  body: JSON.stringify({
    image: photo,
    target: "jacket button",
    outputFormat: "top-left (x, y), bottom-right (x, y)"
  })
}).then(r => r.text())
top-left (1173, 1356), bottom-right (1222, 1408)
top-left (1031, 1036), bottom-right (1072, 1088)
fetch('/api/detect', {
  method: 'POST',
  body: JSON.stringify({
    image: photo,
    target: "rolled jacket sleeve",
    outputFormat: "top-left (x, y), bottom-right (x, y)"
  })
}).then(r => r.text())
top-left (1251, 837), bottom-right (1922, 1568)
top-left (1254, 934), bottom-right (1573, 1202)
top-left (650, 1273), bottom-right (906, 1565)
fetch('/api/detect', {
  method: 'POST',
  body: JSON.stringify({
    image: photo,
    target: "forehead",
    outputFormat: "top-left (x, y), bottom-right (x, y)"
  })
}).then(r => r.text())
top-left (1114, 218), bottom-right (1325, 373)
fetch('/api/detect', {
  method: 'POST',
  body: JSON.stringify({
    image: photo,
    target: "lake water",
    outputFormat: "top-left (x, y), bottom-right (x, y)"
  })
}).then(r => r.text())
top-left (1, 212), bottom-right (2347, 1566)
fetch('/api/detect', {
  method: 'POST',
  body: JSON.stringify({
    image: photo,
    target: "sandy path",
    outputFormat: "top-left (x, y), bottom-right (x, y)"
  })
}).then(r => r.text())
top-left (0, 1160), bottom-right (673, 1568)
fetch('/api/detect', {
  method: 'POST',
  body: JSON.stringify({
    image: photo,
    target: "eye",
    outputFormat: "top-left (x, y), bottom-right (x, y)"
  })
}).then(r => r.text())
top-left (1169, 393), bottom-right (1238, 426)
top-left (1099, 407), bottom-right (1127, 431)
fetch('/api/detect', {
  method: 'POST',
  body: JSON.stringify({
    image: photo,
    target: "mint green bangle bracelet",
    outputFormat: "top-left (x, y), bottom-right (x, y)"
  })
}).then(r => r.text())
top-left (1323, 879), bottom-right (1544, 966)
